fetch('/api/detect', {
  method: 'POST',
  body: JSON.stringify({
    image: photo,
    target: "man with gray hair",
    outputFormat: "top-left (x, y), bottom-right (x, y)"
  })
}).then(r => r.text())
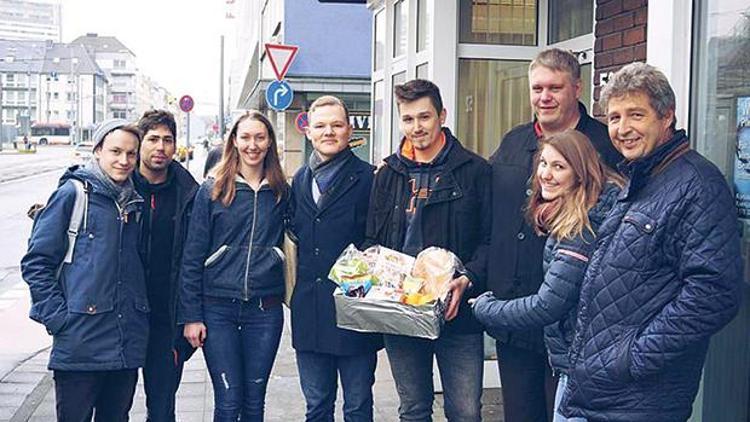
top-left (483, 48), bottom-right (621, 422)
top-left (558, 62), bottom-right (742, 421)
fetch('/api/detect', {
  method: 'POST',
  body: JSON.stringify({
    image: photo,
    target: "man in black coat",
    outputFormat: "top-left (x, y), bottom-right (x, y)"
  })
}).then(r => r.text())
top-left (289, 95), bottom-right (383, 421)
top-left (365, 79), bottom-right (491, 421)
top-left (134, 110), bottom-right (199, 422)
top-left (485, 48), bottom-right (622, 422)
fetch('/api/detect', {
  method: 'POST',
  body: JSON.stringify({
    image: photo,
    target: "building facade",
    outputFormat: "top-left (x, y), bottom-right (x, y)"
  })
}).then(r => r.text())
top-left (0, 0), bottom-right (61, 42)
top-left (71, 33), bottom-right (140, 121)
top-left (233, 0), bottom-right (372, 175)
top-left (367, 1), bottom-right (750, 420)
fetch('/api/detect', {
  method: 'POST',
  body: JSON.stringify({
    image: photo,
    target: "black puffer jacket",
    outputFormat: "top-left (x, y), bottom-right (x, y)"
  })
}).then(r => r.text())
top-left (560, 131), bottom-right (742, 422)
top-left (472, 183), bottom-right (619, 374)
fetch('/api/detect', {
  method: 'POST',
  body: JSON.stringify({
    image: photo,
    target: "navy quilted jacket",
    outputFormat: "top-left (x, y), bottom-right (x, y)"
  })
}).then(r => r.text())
top-left (473, 183), bottom-right (619, 374)
top-left (560, 131), bottom-right (742, 422)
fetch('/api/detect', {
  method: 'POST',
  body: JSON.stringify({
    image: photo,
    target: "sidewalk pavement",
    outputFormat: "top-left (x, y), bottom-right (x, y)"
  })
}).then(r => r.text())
top-left (1, 267), bottom-right (505, 421)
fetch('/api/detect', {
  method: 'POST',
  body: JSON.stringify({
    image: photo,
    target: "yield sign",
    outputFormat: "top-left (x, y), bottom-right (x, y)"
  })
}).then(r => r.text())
top-left (265, 43), bottom-right (299, 81)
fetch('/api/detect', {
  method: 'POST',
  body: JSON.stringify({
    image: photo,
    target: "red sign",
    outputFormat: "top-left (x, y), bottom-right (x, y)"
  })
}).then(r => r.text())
top-left (295, 112), bottom-right (309, 134)
top-left (265, 43), bottom-right (299, 81)
top-left (179, 95), bottom-right (194, 113)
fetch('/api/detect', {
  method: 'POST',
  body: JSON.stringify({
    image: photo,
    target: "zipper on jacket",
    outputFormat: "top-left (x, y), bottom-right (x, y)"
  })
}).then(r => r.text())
top-left (242, 189), bottom-right (260, 301)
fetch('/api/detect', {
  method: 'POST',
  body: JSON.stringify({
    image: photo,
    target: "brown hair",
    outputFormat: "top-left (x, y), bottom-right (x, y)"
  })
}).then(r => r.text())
top-left (211, 110), bottom-right (286, 206)
top-left (529, 48), bottom-right (581, 82)
top-left (527, 129), bottom-right (624, 239)
top-left (394, 79), bottom-right (444, 113)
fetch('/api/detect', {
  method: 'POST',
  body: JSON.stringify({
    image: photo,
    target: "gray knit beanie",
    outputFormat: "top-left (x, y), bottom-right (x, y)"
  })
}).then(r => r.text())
top-left (92, 118), bottom-right (133, 151)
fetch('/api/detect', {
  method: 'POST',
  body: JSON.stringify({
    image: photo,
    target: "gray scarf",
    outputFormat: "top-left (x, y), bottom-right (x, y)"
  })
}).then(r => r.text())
top-left (308, 148), bottom-right (353, 195)
top-left (85, 159), bottom-right (143, 215)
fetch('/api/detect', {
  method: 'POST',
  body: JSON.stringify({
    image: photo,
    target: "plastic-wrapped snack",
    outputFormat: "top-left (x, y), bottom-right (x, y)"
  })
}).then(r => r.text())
top-left (368, 246), bottom-right (415, 289)
top-left (366, 285), bottom-right (404, 302)
top-left (328, 244), bottom-right (372, 285)
top-left (412, 247), bottom-right (465, 299)
top-left (341, 280), bottom-right (372, 298)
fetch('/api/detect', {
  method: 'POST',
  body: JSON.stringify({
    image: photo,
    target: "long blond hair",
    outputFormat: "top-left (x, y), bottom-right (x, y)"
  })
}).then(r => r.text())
top-left (211, 110), bottom-right (286, 206)
top-left (527, 129), bottom-right (623, 240)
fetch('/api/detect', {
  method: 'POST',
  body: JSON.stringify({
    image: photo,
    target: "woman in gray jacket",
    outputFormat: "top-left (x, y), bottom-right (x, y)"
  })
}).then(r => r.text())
top-left (472, 129), bottom-right (623, 422)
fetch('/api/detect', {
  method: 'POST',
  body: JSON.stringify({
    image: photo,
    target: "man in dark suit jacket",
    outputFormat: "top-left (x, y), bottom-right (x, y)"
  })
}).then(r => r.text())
top-left (484, 48), bottom-right (622, 422)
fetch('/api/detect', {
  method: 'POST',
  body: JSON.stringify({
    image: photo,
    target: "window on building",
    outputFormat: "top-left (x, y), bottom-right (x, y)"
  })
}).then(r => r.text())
top-left (391, 71), bottom-right (407, 151)
top-left (417, 0), bottom-right (431, 52)
top-left (374, 9), bottom-right (385, 70)
top-left (548, 0), bottom-right (594, 43)
top-left (66, 92), bottom-right (74, 101)
top-left (18, 91), bottom-right (26, 102)
top-left (372, 80), bottom-right (385, 162)
top-left (393, 0), bottom-right (407, 57)
top-left (691, 2), bottom-right (750, 420)
top-left (5, 73), bottom-right (14, 84)
top-left (114, 59), bottom-right (126, 69)
top-left (457, 59), bottom-right (532, 158)
top-left (416, 62), bottom-right (429, 79)
top-left (53, 92), bottom-right (59, 100)
top-left (459, 0), bottom-right (537, 46)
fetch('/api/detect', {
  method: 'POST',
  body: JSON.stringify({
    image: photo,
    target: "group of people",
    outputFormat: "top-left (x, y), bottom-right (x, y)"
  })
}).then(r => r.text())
top-left (21, 47), bottom-right (741, 422)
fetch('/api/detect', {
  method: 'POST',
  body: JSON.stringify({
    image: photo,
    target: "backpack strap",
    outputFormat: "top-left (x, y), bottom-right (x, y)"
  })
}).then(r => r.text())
top-left (56, 179), bottom-right (88, 278)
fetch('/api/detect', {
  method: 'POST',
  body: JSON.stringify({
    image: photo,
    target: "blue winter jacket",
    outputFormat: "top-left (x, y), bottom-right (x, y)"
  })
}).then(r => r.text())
top-left (22, 166), bottom-right (149, 371)
top-left (473, 183), bottom-right (619, 374)
top-left (560, 131), bottom-right (742, 422)
top-left (178, 177), bottom-right (288, 323)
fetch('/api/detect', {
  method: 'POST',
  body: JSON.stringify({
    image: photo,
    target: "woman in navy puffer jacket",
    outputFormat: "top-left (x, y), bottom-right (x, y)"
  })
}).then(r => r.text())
top-left (472, 129), bottom-right (623, 421)
top-left (179, 110), bottom-right (289, 422)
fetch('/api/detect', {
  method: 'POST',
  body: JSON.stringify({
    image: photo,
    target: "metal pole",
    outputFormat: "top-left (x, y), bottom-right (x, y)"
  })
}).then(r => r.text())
top-left (0, 71), bottom-right (4, 151)
top-left (186, 112), bottom-right (191, 170)
top-left (219, 35), bottom-right (225, 138)
top-left (26, 70), bottom-right (31, 136)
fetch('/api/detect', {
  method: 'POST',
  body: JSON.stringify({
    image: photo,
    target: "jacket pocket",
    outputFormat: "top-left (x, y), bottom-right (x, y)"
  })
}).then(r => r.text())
top-left (68, 298), bottom-right (115, 315)
top-left (204, 245), bottom-right (230, 267)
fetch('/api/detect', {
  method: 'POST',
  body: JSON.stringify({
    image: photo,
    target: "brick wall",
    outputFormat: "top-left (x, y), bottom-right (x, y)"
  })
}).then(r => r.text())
top-left (592, 0), bottom-right (648, 118)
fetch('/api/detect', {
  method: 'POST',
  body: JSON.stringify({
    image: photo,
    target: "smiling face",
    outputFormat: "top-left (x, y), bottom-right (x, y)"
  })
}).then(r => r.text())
top-left (139, 124), bottom-right (175, 174)
top-left (606, 91), bottom-right (674, 161)
top-left (536, 144), bottom-right (576, 201)
top-left (398, 96), bottom-right (446, 154)
top-left (530, 66), bottom-right (582, 133)
top-left (307, 104), bottom-right (352, 161)
top-left (94, 129), bottom-right (139, 184)
top-left (234, 118), bottom-right (270, 172)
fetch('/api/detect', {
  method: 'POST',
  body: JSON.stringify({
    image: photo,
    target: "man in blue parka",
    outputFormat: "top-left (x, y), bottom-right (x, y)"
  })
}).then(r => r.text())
top-left (22, 119), bottom-right (149, 422)
top-left (559, 63), bottom-right (742, 422)
top-left (289, 95), bottom-right (382, 421)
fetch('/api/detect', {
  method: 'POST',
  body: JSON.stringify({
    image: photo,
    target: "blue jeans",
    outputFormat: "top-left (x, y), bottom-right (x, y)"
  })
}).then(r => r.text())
top-left (202, 296), bottom-right (284, 422)
top-left (384, 332), bottom-right (484, 422)
top-left (143, 322), bottom-right (196, 422)
top-left (296, 351), bottom-right (378, 422)
top-left (553, 375), bottom-right (587, 422)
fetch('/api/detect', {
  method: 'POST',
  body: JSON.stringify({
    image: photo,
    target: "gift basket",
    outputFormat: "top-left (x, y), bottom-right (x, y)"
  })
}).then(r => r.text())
top-left (329, 244), bottom-right (464, 339)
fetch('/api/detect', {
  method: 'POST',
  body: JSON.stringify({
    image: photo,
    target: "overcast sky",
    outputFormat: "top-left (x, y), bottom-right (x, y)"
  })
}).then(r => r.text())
top-left (61, 0), bottom-right (237, 116)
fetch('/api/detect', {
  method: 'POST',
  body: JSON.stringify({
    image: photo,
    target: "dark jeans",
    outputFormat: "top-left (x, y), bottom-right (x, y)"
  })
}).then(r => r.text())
top-left (296, 350), bottom-right (378, 422)
top-left (143, 322), bottom-right (196, 422)
top-left (384, 332), bottom-right (484, 422)
top-left (53, 369), bottom-right (138, 422)
top-left (202, 296), bottom-right (284, 422)
top-left (496, 342), bottom-right (558, 422)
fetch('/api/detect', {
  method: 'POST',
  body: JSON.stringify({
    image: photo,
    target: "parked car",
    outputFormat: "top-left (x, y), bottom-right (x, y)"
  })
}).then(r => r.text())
top-left (72, 142), bottom-right (94, 164)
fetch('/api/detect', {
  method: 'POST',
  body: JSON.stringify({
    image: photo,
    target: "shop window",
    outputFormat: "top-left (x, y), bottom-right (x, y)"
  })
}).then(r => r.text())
top-left (372, 80), bottom-right (385, 162)
top-left (691, 2), bottom-right (750, 421)
top-left (391, 71), bottom-right (407, 151)
top-left (393, 0), bottom-right (407, 57)
top-left (459, 0), bottom-right (537, 46)
top-left (416, 62), bottom-right (429, 80)
top-left (417, 0), bottom-right (431, 52)
top-left (457, 59), bottom-right (531, 158)
top-left (548, 0), bottom-right (593, 44)
top-left (374, 10), bottom-right (385, 71)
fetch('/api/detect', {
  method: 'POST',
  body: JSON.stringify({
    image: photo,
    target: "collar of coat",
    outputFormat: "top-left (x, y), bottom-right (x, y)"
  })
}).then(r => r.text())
top-left (527, 102), bottom-right (597, 151)
top-left (617, 129), bottom-right (690, 200)
top-left (384, 127), bottom-right (473, 175)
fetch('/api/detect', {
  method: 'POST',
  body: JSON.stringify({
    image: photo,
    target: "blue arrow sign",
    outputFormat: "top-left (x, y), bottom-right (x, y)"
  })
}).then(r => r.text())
top-left (266, 80), bottom-right (294, 111)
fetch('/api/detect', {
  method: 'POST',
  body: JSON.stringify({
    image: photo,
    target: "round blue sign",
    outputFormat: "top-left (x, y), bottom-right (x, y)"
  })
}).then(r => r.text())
top-left (266, 80), bottom-right (294, 111)
top-left (179, 95), bottom-right (194, 113)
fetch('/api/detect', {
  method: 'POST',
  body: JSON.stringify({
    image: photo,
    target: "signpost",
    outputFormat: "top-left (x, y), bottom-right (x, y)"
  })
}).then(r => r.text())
top-left (179, 94), bottom-right (194, 170)
top-left (264, 43), bottom-right (299, 112)
top-left (294, 111), bottom-right (309, 134)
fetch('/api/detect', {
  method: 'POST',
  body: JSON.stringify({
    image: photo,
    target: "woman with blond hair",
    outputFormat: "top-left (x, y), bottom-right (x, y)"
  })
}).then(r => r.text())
top-left (473, 129), bottom-right (623, 422)
top-left (179, 110), bottom-right (288, 421)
